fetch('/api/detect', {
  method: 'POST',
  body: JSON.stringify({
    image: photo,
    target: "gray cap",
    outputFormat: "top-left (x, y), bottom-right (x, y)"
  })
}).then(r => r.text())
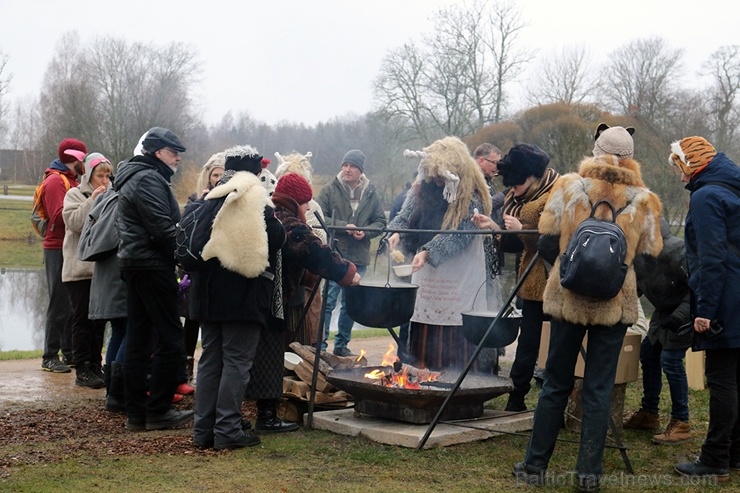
top-left (141, 127), bottom-right (186, 153)
top-left (342, 149), bottom-right (365, 174)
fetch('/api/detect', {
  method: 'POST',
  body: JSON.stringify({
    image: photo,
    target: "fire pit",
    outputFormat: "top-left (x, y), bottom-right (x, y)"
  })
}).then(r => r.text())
top-left (326, 365), bottom-right (513, 424)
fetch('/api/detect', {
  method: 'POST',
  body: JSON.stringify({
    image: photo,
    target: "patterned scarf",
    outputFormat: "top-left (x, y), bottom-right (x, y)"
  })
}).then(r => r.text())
top-left (503, 167), bottom-right (559, 219)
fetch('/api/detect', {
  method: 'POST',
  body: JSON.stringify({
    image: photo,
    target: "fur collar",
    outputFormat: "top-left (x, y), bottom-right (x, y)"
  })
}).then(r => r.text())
top-left (577, 156), bottom-right (645, 187)
top-left (202, 171), bottom-right (273, 278)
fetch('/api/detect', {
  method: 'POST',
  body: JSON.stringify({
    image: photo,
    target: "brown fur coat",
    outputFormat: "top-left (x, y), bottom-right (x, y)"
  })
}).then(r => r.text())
top-left (538, 156), bottom-right (663, 326)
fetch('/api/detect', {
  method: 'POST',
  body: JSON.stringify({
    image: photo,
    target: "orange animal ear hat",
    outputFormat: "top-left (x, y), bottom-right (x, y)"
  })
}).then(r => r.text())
top-left (669, 136), bottom-right (716, 175)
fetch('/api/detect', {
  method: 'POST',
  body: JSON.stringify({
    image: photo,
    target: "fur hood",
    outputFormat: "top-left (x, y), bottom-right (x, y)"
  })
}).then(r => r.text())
top-left (538, 155), bottom-right (663, 326)
top-left (202, 171), bottom-right (274, 278)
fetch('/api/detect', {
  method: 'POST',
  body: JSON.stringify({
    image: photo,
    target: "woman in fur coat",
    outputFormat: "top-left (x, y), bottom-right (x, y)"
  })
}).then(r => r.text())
top-left (473, 143), bottom-right (559, 411)
top-left (388, 136), bottom-right (492, 370)
top-left (513, 125), bottom-right (663, 491)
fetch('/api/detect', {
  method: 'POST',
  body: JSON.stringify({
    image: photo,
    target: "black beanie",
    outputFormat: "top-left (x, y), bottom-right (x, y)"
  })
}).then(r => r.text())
top-left (498, 143), bottom-right (550, 187)
top-left (224, 145), bottom-right (263, 175)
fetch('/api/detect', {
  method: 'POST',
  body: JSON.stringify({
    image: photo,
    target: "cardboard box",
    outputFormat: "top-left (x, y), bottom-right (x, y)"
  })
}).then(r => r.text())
top-left (537, 322), bottom-right (641, 384)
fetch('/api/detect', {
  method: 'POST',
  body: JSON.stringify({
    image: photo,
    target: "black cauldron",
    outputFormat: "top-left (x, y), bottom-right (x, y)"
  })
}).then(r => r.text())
top-left (344, 281), bottom-right (418, 328)
top-left (461, 311), bottom-right (521, 348)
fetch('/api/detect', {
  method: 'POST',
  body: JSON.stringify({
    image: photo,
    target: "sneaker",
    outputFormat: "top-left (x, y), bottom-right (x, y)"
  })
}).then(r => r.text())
top-left (61, 356), bottom-right (75, 369)
top-left (675, 459), bottom-right (729, 481)
top-left (214, 430), bottom-right (261, 451)
top-left (75, 364), bottom-right (106, 389)
top-left (41, 357), bottom-right (72, 373)
top-left (623, 408), bottom-right (660, 431)
top-left (145, 409), bottom-right (194, 431)
top-left (730, 459), bottom-right (740, 471)
top-left (125, 417), bottom-right (146, 432)
top-left (333, 346), bottom-right (356, 357)
top-left (512, 462), bottom-right (545, 486)
top-left (176, 382), bottom-right (195, 396)
top-left (652, 418), bottom-right (692, 445)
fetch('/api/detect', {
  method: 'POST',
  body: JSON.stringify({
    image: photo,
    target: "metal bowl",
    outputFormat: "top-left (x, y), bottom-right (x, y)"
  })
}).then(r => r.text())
top-left (345, 281), bottom-right (418, 328)
top-left (461, 311), bottom-right (521, 348)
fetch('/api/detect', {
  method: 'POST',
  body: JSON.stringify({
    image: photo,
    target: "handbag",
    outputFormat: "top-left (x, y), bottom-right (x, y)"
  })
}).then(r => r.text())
top-left (78, 188), bottom-right (119, 262)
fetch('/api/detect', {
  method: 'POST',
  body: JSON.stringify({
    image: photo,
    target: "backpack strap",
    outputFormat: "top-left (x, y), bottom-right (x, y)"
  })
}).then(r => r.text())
top-left (589, 199), bottom-right (630, 222)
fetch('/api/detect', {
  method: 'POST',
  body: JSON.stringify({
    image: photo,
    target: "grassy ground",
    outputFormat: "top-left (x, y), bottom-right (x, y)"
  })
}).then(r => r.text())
top-left (0, 358), bottom-right (718, 492)
top-left (0, 196), bottom-right (44, 267)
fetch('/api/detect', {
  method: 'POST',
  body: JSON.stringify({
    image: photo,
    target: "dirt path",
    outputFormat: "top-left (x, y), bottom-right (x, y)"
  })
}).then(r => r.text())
top-left (0, 336), bottom-right (406, 410)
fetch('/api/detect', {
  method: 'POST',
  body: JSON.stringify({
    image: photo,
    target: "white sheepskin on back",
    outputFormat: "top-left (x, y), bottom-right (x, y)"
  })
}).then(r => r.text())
top-left (201, 171), bottom-right (272, 278)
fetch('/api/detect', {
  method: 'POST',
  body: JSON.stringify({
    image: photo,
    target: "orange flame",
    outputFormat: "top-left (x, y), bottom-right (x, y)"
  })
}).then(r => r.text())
top-left (356, 349), bottom-right (366, 362)
top-left (363, 343), bottom-right (440, 389)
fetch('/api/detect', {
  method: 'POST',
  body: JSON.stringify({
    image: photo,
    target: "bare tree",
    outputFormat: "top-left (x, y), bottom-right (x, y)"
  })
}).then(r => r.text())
top-left (373, 0), bottom-right (532, 142)
top-left (37, 32), bottom-right (203, 165)
top-left (526, 45), bottom-right (599, 106)
top-left (599, 37), bottom-right (684, 126)
top-left (6, 96), bottom-right (42, 183)
top-left (702, 45), bottom-right (740, 153)
top-left (484, 0), bottom-right (534, 123)
top-left (0, 49), bottom-right (11, 139)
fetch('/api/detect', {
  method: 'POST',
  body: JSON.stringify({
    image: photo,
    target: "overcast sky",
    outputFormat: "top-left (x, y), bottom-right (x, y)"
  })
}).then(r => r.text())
top-left (1, 0), bottom-right (735, 127)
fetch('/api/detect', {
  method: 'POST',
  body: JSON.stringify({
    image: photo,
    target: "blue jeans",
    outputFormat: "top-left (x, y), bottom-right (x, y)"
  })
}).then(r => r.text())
top-left (105, 317), bottom-right (127, 366)
top-left (640, 337), bottom-right (689, 421)
top-left (524, 319), bottom-right (627, 477)
top-left (322, 265), bottom-right (366, 350)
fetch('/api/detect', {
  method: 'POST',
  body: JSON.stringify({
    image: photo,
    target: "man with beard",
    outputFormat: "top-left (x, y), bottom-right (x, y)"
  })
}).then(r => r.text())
top-left (115, 127), bottom-right (193, 431)
top-left (317, 149), bottom-right (386, 357)
top-left (40, 138), bottom-right (87, 373)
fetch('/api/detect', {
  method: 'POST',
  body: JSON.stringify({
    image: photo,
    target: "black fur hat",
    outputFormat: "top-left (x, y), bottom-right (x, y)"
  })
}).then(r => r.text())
top-left (498, 143), bottom-right (550, 187)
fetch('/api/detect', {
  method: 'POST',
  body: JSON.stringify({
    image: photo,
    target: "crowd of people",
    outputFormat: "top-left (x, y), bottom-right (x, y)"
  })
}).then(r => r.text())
top-left (35, 124), bottom-right (740, 487)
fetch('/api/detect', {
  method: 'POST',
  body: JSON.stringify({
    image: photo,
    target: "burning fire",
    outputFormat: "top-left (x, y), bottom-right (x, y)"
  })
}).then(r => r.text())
top-left (364, 343), bottom-right (441, 389)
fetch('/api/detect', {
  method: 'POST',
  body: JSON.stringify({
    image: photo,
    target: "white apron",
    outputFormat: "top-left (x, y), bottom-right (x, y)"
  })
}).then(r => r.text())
top-left (411, 236), bottom-right (487, 326)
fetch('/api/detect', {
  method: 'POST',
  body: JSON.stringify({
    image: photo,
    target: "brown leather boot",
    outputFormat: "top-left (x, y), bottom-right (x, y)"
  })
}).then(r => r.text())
top-left (623, 408), bottom-right (660, 431)
top-left (652, 418), bottom-right (692, 444)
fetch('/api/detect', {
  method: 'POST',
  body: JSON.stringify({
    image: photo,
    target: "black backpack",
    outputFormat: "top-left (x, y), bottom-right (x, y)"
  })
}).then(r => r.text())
top-left (174, 197), bottom-right (224, 271)
top-left (559, 200), bottom-right (629, 299)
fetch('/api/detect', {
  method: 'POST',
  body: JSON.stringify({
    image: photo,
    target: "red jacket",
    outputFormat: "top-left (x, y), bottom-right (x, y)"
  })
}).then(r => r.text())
top-left (41, 164), bottom-right (79, 250)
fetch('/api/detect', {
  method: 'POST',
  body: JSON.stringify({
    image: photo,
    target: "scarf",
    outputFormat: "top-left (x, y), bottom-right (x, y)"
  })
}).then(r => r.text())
top-left (503, 167), bottom-right (559, 219)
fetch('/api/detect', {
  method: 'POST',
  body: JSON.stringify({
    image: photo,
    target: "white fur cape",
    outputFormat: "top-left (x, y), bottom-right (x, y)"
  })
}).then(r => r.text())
top-left (201, 171), bottom-right (273, 278)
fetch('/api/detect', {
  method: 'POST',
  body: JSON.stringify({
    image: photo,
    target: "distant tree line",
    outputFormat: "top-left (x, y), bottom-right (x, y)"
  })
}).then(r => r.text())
top-left (0, 0), bottom-right (738, 226)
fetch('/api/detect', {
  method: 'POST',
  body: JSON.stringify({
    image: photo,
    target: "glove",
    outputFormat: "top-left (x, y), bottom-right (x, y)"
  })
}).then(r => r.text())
top-left (177, 274), bottom-right (191, 301)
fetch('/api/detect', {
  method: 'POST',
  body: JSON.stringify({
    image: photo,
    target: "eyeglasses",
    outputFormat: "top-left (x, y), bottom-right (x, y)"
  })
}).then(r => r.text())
top-left (164, 148), bottom-right (181, 157)
top-left (481, 157), bottom-right (499, 165)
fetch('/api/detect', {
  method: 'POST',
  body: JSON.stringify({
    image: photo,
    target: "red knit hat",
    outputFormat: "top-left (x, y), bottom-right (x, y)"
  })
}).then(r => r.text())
top-left (275, 172), bottom-right (313, 204)
top-left (58, 138), bottom-right (87, 164)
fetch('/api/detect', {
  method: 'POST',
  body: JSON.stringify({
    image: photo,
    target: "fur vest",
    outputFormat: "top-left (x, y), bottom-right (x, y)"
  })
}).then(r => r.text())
top-left (538, 156), bottom-right (663, 326)
top-left (202, 171), bottom-right (273, 278)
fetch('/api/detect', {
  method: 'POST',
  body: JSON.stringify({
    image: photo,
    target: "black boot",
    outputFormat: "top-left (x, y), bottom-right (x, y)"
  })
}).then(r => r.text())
top-left (105, 362), bottom-right (126, 413)
top-left (255, 399), bottom-right (299, 433)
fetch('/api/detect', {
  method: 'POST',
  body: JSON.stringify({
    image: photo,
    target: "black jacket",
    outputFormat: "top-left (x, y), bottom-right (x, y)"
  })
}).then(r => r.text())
top-left (114, 155), bottom-right (180, 270)
top-left (634, 219), bottom-right (692, 349)
top-left (188, 204), bottom-right (285, 325)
